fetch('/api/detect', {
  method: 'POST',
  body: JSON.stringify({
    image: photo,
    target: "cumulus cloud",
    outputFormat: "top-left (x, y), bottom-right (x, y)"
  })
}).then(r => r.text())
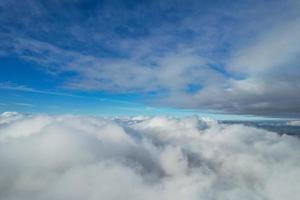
top-left (0, 112), bottom-right (299, 200)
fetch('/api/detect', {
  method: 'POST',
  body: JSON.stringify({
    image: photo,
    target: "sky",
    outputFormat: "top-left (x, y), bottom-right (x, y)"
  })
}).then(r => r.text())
top-left (1, 0), bottom-right (300, 119)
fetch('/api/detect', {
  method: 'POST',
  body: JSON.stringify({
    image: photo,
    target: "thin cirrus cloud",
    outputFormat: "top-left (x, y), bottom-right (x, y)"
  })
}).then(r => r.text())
top-left (0, 0), bottom-right (300, 117)
top-left (0, 112), bottom-right (299, 200)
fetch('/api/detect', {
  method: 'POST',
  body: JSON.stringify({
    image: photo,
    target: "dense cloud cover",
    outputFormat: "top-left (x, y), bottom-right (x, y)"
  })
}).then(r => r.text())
top-left (0, 112), bottom-right (299, 200)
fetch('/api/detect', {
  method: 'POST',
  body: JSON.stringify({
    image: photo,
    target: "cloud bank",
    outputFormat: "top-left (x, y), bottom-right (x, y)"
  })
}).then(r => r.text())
top-left (0, 112), bottom-right (299, 200)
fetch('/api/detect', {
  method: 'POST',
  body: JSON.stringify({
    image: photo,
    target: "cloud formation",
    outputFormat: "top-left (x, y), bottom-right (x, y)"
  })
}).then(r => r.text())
top-left (0, 112), bottom-right (299, 200)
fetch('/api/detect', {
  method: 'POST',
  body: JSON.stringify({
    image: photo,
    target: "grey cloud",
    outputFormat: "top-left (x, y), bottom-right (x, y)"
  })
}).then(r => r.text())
top-left (157, 4), bottom-right (300, 117)
top-left (0, 112), bottom-right (300, 200)
top-left (187, 15), bottom-right (300, 117)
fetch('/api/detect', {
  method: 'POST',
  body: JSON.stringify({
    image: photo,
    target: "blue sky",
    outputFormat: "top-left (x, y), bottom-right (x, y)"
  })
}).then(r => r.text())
top-left (0, 0), bottom-right (300, 119)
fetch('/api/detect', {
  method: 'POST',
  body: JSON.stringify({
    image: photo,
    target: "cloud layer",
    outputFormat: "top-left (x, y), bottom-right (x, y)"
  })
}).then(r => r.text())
top-left (0, 112), bottom-right (299, 200)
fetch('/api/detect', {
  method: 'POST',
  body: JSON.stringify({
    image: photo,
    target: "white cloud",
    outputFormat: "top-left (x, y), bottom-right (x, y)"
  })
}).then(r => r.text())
top-left (0, 112), bottom-right (24, 125)
top-left (227, 17), bottom-right (300, 74)
top-left (287, 120), bottom-right (300, 126)
top-left (0, 112), bottom-right (299, 200)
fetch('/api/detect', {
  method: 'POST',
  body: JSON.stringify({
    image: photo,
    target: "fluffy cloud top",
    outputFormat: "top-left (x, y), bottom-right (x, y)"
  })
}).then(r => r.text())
top-left (0, 112), bottom-right (299, 200)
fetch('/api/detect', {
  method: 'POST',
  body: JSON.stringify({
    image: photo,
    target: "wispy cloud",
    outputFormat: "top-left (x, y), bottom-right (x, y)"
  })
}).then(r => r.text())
top-left (15, 102), bottom-right (34, 107)
top-left (0, 82), bottom-right (82, 98)
top-left (0, 82), bottom-right (147, 108)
